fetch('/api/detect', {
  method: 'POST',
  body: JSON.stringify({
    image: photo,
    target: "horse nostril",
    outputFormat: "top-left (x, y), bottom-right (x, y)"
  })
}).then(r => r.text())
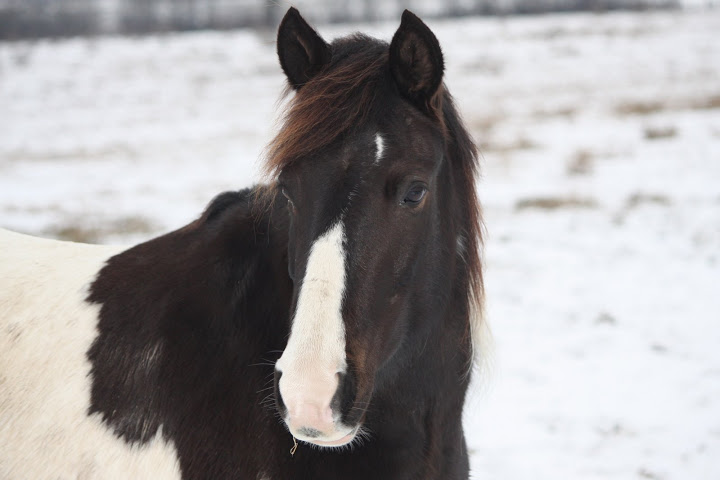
top-left (273, 369), bottom-right (287, 414)
top-left (334, 369), bottom-right (361, 424)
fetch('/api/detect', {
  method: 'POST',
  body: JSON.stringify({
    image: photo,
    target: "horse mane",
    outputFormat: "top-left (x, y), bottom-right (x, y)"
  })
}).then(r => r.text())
top-left (441, 92), bottom-right (487, 371)
top-left (263, 34), bottom-right (486, 369)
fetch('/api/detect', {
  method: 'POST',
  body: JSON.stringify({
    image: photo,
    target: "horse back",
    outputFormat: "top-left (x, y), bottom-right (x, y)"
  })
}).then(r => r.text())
top-left (0, 229), bottom-right (183, 479)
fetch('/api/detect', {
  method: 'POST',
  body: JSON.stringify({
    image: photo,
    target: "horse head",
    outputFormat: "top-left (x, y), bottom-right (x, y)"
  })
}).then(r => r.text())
top-left (270, 8), bottom-right (482, 448)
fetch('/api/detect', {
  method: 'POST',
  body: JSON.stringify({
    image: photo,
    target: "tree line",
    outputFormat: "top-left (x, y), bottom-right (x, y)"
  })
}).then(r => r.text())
top-left (0, 0), bottom-right (680, 40)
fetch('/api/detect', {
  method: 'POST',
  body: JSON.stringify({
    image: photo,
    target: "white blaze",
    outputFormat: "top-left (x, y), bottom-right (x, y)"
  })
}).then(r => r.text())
top-left (374, 133), bottom-right (385, 164)
top-left (275, 221), bottom-right (348, 429)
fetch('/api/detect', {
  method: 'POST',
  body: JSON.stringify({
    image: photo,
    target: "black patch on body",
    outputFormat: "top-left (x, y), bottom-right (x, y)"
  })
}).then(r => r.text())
top-left (87, 188), bottom-right (294, 477)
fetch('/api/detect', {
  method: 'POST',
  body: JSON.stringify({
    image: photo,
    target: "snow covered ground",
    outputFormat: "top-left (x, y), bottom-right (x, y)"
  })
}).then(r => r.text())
top-left (1, 9), bottom-right (719, 479)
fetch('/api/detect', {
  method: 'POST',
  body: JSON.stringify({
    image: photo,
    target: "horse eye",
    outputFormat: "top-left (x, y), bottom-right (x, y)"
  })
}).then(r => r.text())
top-left (403, 184), bottom-right (428, 206)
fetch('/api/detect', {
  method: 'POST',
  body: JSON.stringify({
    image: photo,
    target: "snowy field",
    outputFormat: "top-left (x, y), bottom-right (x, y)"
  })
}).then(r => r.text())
top-left (2, 9), bottom-right (720, 479)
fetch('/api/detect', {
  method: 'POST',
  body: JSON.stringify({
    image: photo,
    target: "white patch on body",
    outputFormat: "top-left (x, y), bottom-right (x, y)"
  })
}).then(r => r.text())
top-left (374, 133), bottom-right (385, 164)
top-left (275, 221), bottom-right (350, 441)
top-left (0, 229), bottom-right (181, 479)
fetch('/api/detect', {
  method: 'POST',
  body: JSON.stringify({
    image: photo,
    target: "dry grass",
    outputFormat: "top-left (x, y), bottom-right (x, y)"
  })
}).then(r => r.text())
top-left (615, 92), bottom-right (720, 117)
top-left (625, 193), bottom-right (671, 209)
top-left (615, 100), bottom-right (665, 116)
top-left (595, 312), bottom-right (617, 325)
top-left (638, 467), bottom-right (663, 480)
top-left (644, 125), bottom-right (678, 140)
top-left (515, 196), bottom-right (598, 211)
top-left (691, 94), bottom-right (720, 110)
top-left (613, 192), bottom-right (672, 225)
top-left (532, 106), bottom-right (577, 120)
top-left (567, 149), bottom-right (594, 176)
top-left (46, 216), bottom-right (155, 243)
top-left (468, 115), bottom-right (503, 136)
top-left (481, 136), bottom-right (538, 154)
top-left (461, 56), bottom-right (505, 76)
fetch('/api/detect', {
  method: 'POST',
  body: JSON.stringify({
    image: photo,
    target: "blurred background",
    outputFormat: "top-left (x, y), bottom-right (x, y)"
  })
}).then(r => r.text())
top-left (1, 1), bottom-right (719, 479)
top-left (0, 0), bottom-right (697, 39)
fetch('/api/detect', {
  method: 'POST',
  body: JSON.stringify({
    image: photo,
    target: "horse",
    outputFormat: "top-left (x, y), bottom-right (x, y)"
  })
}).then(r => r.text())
top-left (0, 8), bottom-right (484, 479)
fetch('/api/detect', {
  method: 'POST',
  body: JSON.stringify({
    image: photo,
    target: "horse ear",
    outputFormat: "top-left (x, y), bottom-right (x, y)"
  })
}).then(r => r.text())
top-left (389, 10), bottom-right (444, 109)
top-left (277, 7), bottom-right (331, 90)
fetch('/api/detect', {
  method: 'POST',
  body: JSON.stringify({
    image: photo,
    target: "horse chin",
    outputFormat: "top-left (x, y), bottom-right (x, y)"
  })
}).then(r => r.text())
top-left (296, 425), bottom-right (360, 448)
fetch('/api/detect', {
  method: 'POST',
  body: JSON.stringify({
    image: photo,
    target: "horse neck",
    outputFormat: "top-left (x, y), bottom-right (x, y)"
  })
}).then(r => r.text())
top-left (89, 188), bottom-right (294, 393)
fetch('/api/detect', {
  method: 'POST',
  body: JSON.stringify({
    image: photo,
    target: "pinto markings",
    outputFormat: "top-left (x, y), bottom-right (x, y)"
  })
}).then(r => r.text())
top-left (0, 229), bottom-right (181, 479)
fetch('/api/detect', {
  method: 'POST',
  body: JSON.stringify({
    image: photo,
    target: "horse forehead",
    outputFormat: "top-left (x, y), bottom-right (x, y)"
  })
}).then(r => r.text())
top-left (346, 126), bottom-right (436, 172)
top-left (292, 135), bottom-right (375, 192)
top-left (291, 123), bottom-right (441, 207)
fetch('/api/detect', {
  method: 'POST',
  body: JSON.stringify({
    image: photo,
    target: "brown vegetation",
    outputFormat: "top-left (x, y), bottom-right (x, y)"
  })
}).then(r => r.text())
top-left (615, 92), bottom-right (720, 117)
top-left (567, 149), bottom-right (594, 176)
top-left (615, 100), bottom-right (665, 116)
top-left (45, 216), bottom-right (155, 243)
top-left (480, 136), bottom-right (538, 154)
top-left (515, 196), bottom-right (598, 211)
top-left (625, 193), bottom-right (671, 209)
top-left (644, 125), bottom-right (677, 140)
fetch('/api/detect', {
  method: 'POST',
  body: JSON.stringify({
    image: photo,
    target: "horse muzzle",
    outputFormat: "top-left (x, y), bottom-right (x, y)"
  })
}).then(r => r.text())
top-left (273, 368), bottom-right (359, 447)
